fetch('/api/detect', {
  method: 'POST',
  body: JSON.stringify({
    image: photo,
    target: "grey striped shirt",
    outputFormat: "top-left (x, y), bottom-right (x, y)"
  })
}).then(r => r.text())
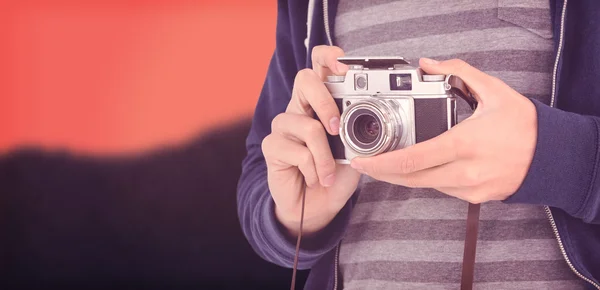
top-left (334, 0), bottom-right (587, 289)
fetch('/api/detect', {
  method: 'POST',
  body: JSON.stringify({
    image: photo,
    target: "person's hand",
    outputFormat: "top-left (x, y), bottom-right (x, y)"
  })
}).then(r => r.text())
top-left (262, 45), bottom-right (361, 237)
top-left (350, 58), bottom-right (538, 204)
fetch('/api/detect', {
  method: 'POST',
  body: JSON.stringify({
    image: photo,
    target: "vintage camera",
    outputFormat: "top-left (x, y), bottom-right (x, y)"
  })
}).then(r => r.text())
top-left (325, 57), bottom-right (477, 163)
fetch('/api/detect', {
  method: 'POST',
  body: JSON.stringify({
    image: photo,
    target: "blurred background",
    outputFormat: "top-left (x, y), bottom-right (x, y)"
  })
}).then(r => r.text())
top-left (0, 0), bottom-right (272, 153)
top-left (0, 0), bottom-right (308, 289)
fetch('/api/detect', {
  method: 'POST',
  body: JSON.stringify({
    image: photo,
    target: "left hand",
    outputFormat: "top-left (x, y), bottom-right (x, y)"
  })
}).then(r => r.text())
top-left (350, 58), bottom-right (538, 204)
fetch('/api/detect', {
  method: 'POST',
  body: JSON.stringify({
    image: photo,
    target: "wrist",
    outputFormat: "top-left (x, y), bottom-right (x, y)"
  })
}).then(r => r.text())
top-left (274, 204), bottom-right (337, 238)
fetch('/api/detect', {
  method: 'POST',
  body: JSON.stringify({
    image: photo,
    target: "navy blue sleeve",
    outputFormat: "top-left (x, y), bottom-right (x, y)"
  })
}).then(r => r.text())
top-left (505, 99), bottom-right (600, 224)
top-left (236, 0), bottom-right (354, 270)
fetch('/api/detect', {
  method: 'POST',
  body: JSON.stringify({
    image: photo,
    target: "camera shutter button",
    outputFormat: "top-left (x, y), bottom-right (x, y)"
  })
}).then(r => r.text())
top-left (423, 74), bottom-right (446, 82)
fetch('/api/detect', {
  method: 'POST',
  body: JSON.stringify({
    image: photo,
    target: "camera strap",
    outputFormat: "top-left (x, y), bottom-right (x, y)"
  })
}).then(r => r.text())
top-left (290, 191), bottom-right (481, 290)
top-left (460, 202), bottom-right (481, 290)
top-left (290, 185), bottom-right (307, 290)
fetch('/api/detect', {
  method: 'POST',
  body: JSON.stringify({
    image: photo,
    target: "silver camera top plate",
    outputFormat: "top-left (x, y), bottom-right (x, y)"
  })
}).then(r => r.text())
top-left (337, 56), bottom-right (410, 69)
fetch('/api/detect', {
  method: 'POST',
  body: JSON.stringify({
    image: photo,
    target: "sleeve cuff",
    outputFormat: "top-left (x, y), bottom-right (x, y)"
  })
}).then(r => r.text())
top-left (261, 191), bottom-right (354, 269)
top-left (504, 99), bottom-right (599, 219)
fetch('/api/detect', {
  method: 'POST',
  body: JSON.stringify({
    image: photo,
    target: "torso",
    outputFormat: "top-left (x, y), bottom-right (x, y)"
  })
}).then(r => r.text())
top-left (334, 0), bottom-right (587, 289)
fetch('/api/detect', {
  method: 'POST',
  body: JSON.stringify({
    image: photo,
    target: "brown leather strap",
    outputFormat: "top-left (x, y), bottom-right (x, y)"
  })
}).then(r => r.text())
top-left (290, 184), bottom-right (307, 290)
top-left (292, 191), bottom-right (481, 290)
top-left (460, 202), bottom-right (481, 290)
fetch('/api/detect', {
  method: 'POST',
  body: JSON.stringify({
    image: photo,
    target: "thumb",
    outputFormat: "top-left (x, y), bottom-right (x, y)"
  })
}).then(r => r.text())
top-left (419, 58), bottom-right (492, 98)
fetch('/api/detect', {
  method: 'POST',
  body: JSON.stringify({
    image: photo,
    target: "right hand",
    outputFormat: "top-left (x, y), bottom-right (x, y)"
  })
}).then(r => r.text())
top-left (262, 46), bottom-right (361, 237)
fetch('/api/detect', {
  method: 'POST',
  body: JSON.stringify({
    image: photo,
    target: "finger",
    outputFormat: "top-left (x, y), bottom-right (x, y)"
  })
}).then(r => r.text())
top-left (311, 45), bottom-right (349, 80)
top-left (262, 134), bottom-right (320, 188)
top-left (367, 160), bottom-right (483, 189)
top-left (287, 69), bottom-right (341, 135)
top-left (419, 58), bottom-right (494, 99)
top-left (271, 113), bottom-right (337, 187)
top-left (351, 130), bottom-right (458, 175)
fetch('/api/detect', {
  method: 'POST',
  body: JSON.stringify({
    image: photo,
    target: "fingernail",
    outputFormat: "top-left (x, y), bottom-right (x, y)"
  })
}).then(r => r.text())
top-left (323, 173), bottom-right (335, 187)
top-left (421, 58), bottom-right (440, 65)
top-left (350, 160), bottom-right (363, 171)
top-left (329, 117), bottom-right (340, 135)
top-left (336, 62), bottom-right (349, 74)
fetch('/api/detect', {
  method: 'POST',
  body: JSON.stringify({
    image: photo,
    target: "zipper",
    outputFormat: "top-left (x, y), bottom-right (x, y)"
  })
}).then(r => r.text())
top-left (323, 0), bottom-right (334, 46)
top-left (545, 207), bottom-right (600, 289)
top-left (324, 0), bottom-right (337, 287)
top-left (550, 0), bottom-right (566, 107)
top-left (333, 244), bottom-right (340, 290)
top-left (547, 0), bottom-right (599, 288)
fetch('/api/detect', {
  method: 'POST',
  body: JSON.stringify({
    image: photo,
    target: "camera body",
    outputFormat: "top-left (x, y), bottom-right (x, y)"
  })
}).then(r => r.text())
top-left (325, 57), bottom-right (476, 163)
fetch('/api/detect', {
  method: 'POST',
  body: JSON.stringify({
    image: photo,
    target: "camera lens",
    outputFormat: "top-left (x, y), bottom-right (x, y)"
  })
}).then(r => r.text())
top-left (340, 100), bottom-right (405, 157)
top-left (354, 114), bottom-right (380, 144)
top-left (346, 108), bottom-right (384, 151)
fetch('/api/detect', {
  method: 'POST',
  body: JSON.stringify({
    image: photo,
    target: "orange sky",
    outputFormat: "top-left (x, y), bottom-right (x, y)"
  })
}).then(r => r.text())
top-left (0, 0), bottom-right (276, 154)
